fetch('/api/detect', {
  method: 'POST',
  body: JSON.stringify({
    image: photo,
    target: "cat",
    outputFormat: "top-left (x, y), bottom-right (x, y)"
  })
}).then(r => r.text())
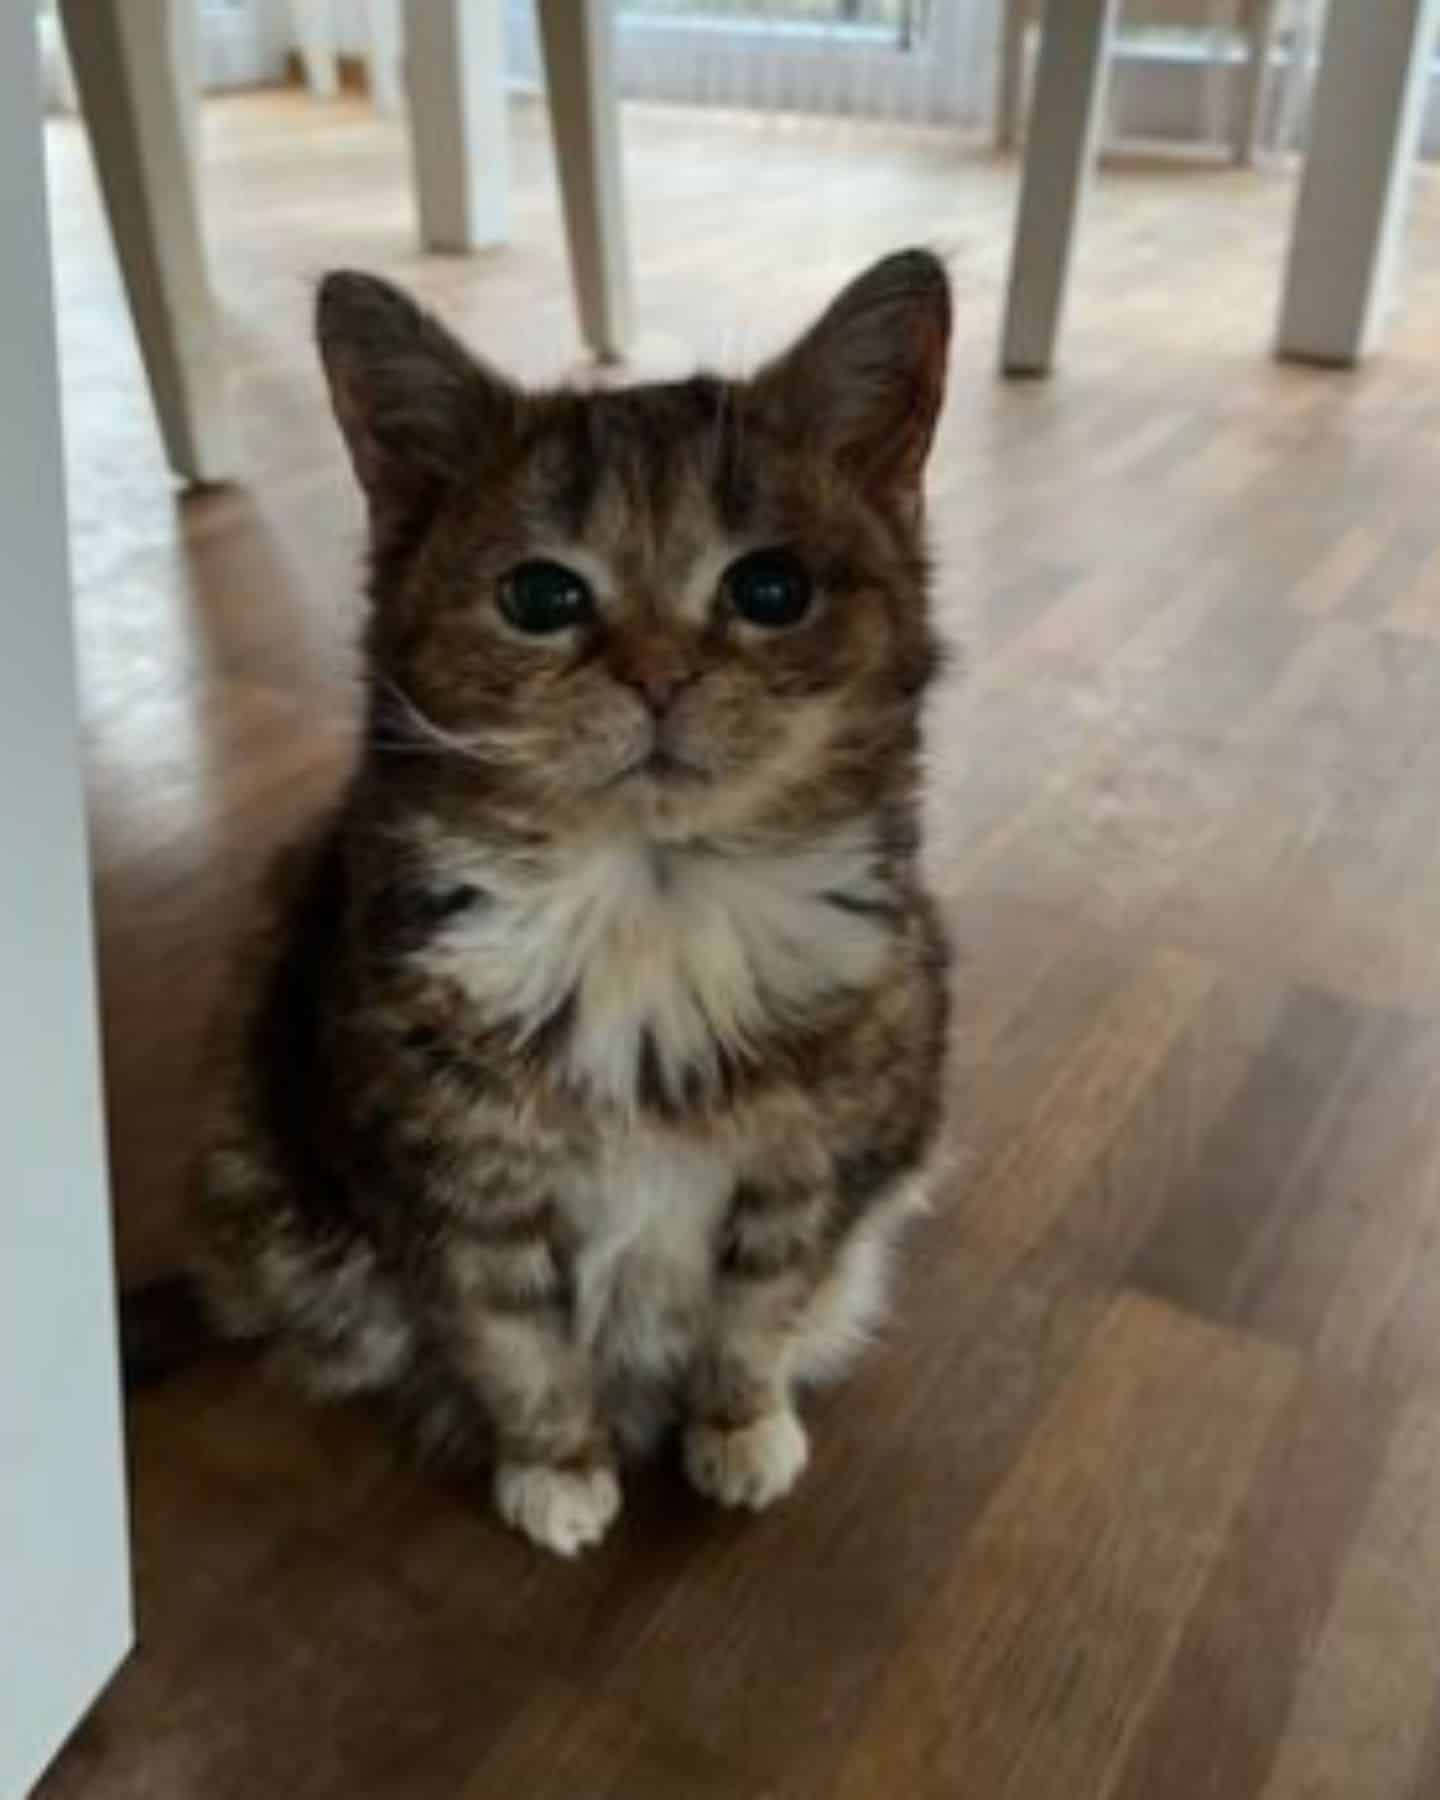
top-left (191, 248), bottom-right (953, 1556)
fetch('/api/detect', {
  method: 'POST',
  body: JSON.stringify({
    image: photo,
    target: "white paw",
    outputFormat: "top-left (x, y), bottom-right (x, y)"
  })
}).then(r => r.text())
top-left (685, 1410), bottom-right (810, 1512)
top-left (493, 1462), bottom-right (621, 1557)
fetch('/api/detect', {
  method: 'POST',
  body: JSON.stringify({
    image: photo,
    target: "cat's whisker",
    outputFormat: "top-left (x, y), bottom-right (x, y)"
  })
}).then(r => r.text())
top-left (372, 677), bottom-right (507, 770)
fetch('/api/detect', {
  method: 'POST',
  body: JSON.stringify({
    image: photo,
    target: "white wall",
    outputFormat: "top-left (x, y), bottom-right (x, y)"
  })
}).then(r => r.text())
top-left (0, 9), bottom-right (132, 1796)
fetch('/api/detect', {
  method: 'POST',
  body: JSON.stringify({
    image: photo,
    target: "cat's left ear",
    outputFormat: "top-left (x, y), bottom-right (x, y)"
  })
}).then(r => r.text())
top-left (316, 271), bottom-right (521, 535)
top-left (753, 248), bottom-right (951, 508)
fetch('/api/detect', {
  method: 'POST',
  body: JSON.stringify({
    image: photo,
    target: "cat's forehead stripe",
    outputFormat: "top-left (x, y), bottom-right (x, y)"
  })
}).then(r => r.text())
top-left (532, 379), bottom-right (755, 547)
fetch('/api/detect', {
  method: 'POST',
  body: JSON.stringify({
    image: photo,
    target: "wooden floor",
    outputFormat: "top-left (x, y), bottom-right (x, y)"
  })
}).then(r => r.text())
top-left (40, 89), bottom-right (1440, 1798)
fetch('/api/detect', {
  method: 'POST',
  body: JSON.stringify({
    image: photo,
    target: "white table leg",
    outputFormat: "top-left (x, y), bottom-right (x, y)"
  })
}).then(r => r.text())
top-left (364, 0), bottom-right (404, 114)
top-left (999, 0), bottom-right (1120, 378)
top-left (1276, 0), bottom-right (1440, 366)
top-left (171, 0), bottom-right (204, 171)
top-left (995, 0), bottom-right (1029, 152)
top-left (58, 0), bottom-right (231, 485)
top-left (536, 0), bottom-right (633, 363)
top-left (1234, 0), bottom-right (1282, 166)
top-left (2, 13), bottom-right (131, 1790)
top-left (1270, 0), bottom-right (1322, 162)
top-left (291, 0), bottom-right (340, 100)
top-left (403, 0), bottom-right (509, 252)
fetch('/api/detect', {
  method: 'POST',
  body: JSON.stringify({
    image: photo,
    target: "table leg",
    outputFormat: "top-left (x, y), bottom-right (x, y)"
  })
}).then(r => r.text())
top-left (1275, 0), bottom-right (1440, 366)
top-left (999, 0), bottom-right (1121, 378)
top-left (1234, 0), bottom-right (1281, 166)
top-left (291, 0), bottom-right (339, 100)
top-left (364, 0), bottom-right (404, 113)
top-left (403, 0), bottom-right (509, 252)
top-left (536, 0), bottom-right (633, 363)
top-left (996, 0), bottom-right (1029, 152)
top-left (58, 0), bottom-right (230, 485)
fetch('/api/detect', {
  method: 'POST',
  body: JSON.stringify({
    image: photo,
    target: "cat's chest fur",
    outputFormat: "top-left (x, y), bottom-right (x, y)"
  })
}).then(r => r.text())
top-left (417, 822), bottom-right (895, 1111)
top-left (564, 1130), bottom-right (735, 1419)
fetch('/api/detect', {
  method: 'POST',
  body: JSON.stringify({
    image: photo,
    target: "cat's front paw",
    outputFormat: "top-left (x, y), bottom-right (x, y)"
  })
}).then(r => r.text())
top-left (493, 1461), bottom-right (621, 1557)
top-left (684, 1409), bottom-right (809, 1512)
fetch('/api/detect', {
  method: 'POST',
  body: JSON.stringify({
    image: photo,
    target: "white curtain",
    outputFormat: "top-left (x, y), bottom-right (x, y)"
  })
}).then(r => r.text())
top-left (611, 0), bottom-right (997, 128)
top-left (503, 0), bottom-right (1345, 154)
top-left (502, 0), bottom-right (998, 128)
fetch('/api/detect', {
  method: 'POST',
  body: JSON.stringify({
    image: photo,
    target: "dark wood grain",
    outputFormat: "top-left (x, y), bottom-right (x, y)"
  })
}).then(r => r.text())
top-left (1129, 984), bottom-right (1374, 1322)
top-left (831, 1295), bottom-right (1298, 1800)
top-left (1108, 1366), bottom-right (1395, 1800)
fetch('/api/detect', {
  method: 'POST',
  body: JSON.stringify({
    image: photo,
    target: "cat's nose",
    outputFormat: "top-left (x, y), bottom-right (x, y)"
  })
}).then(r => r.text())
top-left (614, 653), bottom-right (698, 718)
top-left (631, 672), bottom-right (693, 717)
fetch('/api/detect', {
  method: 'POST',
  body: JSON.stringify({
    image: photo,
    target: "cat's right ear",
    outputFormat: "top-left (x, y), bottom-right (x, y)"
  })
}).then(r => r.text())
top-left (316, 271), bottom-right (520, 533)
top-left (751, 249), bottom-right (950, 512)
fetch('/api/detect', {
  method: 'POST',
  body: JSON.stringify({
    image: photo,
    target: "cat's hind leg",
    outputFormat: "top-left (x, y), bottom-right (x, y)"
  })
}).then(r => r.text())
top-left (788, 1173), bottom-right (929, 1389)
top-left (194, 1130), bottom-right (414, 1400)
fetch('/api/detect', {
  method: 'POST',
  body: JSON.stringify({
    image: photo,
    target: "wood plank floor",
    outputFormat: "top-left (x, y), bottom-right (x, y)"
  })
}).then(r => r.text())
top-left (38, 89), bottom-right (1440, 1799)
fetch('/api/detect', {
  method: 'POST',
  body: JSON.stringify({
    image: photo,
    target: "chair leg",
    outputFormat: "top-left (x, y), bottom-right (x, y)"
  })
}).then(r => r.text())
top-left (363, 0), bottom-right (403, 114)
top-left (1000, 0), bottom-right (1121, 377)
top-left (996, 0), bottom-right (1029, 151)
top-left (1235, 0), bottom-right (1282, 165)
top-left (291, 0), bottom-right (339, 100)
top-left (402, 0), bottom-right (509, 252)
top-left (58, 0), bottom-right (230, 485)
top-left (1271, 0), bottom-right (1323, 160)
top-left (1276, 0), bottom-right (1440, 364)
top-left (535, 0), bottom-right (633, 363)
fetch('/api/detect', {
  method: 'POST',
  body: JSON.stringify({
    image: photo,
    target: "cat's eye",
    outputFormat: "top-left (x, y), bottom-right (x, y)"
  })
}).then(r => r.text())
top-left (723, 549), bottom-right (813, 630)
top-left (498, 560), bottom-right (595, 635)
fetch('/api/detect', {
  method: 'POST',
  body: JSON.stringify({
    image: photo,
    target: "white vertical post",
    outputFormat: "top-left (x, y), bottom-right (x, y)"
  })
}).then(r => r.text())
top-left (536, 0), bottom-right (633, 362)
top-left (291, 0), bottom-right (340, 99)
top-left (999, 0), bottom-right (1121, 377)
top-left (1234, 0), bottom-right (1282, 166)
top-left (1270, 0), bottom-right (1323, 161)
top-left (403, 0), bottom-right (509, 252)
top-left (1276, 0), bottom-right (1440, 365)
top-left (171, 0), bottom-right (205, 173)
top-left (0, 7), bottom-right (131, 1791)
top-left (59, 0), bottom-right (232, 483)
top-left (364, 0), bottom-right (404, 114)
top-left (995, 0), bottom-right (1029, 151)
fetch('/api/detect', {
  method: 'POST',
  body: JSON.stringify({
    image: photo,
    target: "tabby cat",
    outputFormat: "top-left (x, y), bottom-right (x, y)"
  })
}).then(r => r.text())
top-left (194, 249), bottom-right (952, 1555)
